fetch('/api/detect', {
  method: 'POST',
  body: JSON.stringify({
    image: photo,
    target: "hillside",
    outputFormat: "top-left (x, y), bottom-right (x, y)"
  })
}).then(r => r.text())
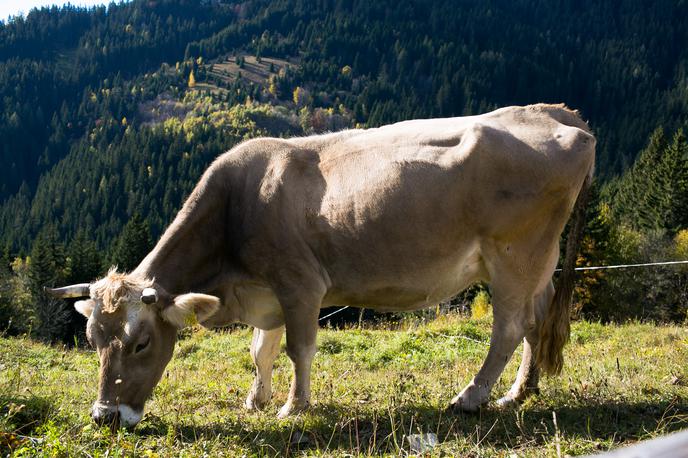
top-left (1, 0), bottom-right (688, 255)
top-left (1, 1), bottom-right (688, 346)
top-left (1, 314), bottom-right (687, 456)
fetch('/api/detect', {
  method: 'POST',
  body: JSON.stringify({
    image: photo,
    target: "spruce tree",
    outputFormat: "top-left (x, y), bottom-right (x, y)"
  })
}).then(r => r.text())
top-left (612, 127), bottom-right (667, 231)
top-left (66, 230), bottom-right (102, 283)
top-left (657, 129), bottom-right (688, 232)
top-left (28, 229), bottom-right (72, 342)
top-left (0, 244), bottom-right (10, 274)
top-left (111, 213), bottom-right (154, 272)
top-left (28, 229), bottom-right (66, 296)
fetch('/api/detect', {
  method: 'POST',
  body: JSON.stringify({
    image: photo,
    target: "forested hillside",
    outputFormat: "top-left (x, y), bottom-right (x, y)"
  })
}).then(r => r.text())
top-left (1, 0), bottom-right (688, 341)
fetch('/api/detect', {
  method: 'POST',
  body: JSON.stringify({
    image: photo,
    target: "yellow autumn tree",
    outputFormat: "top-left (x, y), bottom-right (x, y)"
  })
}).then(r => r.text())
top-left (675, 229), bottom-right (688, 260)
top-left (292, 86), bottom-right (311, 107)
top-left (268, 75), bottom-right (278, 98)
top-left (188, 70), bottom-right (196, 88)
top-left (471, 290), bottom-right (491, 319)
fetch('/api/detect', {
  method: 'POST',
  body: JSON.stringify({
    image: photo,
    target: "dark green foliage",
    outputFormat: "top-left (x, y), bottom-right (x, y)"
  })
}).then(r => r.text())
top-left (654, 130), bottom-right (688, 232)
top-left (0, 245), bottom-right (10, 274)
top-left (577, 126), bottom-right (688, 321)
top-left (28, 229), bottom-right (65, 296)
top-left (594, 233), bottom-right (688, 322)
top-left (0, 267), bottom-right (17, 335)
top-left (188, 0), bottom-right (688, 174)
top-left (0, 0), bottom-right (235, 202)
top-left (1, 0), bottom-right (688, 254)
top-left (1, 0), bottom-right (688, 341)
top-left (66, 231), bottom-right (102, 283)
top-left (27, 229), bottom-right (75, 342)
top-left (611, 128), bottom-right (688, 234)
top-left (572, 182), bottom-right (615, 317)
top-left (609, 128), bottom-right (669, 231)
top-left (110, 213), bottom-right (153, 272)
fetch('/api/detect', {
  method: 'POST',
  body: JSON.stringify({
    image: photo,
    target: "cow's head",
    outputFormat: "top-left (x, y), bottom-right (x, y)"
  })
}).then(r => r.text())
top-left (47, 269), bottom-right (219, 428)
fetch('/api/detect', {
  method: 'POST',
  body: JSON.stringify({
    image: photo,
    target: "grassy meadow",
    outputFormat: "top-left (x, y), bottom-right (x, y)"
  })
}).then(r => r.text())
top-left (1, 313), bottom-right (687, 457)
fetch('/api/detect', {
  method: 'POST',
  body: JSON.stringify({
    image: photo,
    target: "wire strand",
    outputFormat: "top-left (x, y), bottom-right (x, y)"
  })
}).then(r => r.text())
top-left (319, 306), bottom-right (350, 322)
top-left (556, 259), bottom-right (688, 272)
top-left (317, 260), bottom-right (688, 322)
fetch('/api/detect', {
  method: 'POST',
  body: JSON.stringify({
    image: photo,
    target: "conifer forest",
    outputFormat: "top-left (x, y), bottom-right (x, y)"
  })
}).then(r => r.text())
top-left (1, 0), bottom-right (688, 342)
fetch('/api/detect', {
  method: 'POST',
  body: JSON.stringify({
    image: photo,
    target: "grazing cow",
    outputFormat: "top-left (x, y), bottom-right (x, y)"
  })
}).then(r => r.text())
top-left (48, 104), bottom-right (594, 428)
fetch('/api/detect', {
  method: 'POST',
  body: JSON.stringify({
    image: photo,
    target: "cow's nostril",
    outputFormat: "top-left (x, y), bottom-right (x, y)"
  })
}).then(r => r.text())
top-left (92, 409), bottom-right (120, 427)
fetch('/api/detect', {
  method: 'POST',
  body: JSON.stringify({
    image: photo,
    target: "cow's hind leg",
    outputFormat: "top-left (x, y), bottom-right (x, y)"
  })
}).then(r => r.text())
top-left (496, 281), bottom-right (554, 408)
top-left (450, 281), bottom-right (532, 412)
top-left (245, 326), bottom-right (285, 410)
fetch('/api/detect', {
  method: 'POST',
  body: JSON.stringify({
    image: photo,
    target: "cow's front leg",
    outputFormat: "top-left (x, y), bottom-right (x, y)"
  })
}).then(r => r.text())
top-left (245, 326), bottom-right (284, 410)
top-left (274, 284), bottom-right (324, 419)
top-left (451, 292), bottom-right (529, 412)
top-left (278, 331), bottom-right (317, 418)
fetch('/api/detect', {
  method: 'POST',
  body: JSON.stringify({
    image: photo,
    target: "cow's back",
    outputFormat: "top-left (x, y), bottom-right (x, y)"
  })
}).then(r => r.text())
top-left (233, 104), bottom-right (594, 310)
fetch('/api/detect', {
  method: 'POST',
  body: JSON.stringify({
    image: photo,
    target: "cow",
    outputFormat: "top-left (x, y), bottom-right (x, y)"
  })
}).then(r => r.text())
top-left (48, 103), bottom-right (595, 428)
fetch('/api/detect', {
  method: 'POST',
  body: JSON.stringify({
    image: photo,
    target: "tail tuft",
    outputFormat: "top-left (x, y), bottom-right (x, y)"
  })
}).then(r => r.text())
top-left (535, 173), bottom-right (592, 375)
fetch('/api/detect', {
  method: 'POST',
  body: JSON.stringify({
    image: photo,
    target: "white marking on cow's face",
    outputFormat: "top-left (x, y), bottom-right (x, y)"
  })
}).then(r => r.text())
top-left (117, 404), bottom-right (143, 427)
top-left (91, 401), bottom-right (143, 427)
top-left (123, 305), bottom-right (141, 337)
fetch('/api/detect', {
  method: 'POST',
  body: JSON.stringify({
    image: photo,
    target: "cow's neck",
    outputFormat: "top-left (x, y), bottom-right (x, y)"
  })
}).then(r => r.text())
top-left (132, 174), bottom-right (228, 295)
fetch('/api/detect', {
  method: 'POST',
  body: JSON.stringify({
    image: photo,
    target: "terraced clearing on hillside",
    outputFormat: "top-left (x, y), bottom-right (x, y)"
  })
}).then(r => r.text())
top-left (1, 314), bottom-right (687, 456)
top-left (206, 54), bottom-right (297, 90)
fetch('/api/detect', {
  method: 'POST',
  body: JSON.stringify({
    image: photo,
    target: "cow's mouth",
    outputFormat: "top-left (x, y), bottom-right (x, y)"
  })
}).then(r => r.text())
top-left (92, 401), bottom-right (143, 429)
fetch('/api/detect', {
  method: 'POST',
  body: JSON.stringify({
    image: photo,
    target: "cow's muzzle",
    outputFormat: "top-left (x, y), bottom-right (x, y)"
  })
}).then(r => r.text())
top-left (91, 403), bottom-right (119, 428)
top-left (91, 402), bottom-right (142, 429)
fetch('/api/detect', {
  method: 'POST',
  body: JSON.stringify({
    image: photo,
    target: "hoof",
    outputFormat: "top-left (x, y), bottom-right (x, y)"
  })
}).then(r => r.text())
top-left (447, 399), bottom-right (482, 415)
top-left (495, 395), bottom-right (520, 409)
top-left (245, 395), bottom-right (268, 411)
top-left (449, 384), bottom-right (488, 414)
top-left (277, 400), bottom-right (310, 419)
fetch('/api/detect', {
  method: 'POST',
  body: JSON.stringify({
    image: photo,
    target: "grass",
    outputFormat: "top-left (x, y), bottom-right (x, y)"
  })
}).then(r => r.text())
top-left (1, 313), bottom-right (687, 456)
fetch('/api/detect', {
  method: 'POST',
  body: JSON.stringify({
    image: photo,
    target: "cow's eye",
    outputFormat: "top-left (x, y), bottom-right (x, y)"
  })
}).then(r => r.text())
top-left (135, 336), bottom-right (150, 354)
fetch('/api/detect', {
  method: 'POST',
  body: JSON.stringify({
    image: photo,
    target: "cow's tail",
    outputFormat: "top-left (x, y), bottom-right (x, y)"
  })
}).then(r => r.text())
top-left (535, 170), bottom-right (592, 375)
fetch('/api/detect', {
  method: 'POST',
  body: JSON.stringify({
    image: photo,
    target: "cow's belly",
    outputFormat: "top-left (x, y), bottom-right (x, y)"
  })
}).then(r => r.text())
top-left (202, 281), bottom-right (284, 330)
top-left (234, 283), bottom-right (284, 329)
top-left (323, 242), bottom-right (487, 311)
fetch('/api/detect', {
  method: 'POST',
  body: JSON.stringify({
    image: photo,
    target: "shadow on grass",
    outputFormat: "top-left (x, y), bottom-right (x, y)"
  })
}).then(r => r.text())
top-left (136, 397), bottom-right (688, 455)
top-left (0, 394), bottom-right (56, 455)
top-left (0, 394), bottom-right (55, 434)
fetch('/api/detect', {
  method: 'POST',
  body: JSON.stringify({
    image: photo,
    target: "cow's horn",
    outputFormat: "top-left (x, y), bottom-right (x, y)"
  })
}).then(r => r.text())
top-left (44, 283), bottom-right (91, 298)
top-left (141, 288), bottom-right (158, 305)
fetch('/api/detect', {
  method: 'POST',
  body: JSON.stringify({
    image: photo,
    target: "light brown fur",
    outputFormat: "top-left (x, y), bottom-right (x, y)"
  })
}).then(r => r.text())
top-left (55, 104), bottom-right (595, 425)
top-left (91, 268), bottom-right (153, 313)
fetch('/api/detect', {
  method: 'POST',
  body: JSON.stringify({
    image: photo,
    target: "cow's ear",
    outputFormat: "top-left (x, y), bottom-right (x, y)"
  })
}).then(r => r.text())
top-left (75, 299), bottom-right (95, 319)
top-left (160, 293), bottom-right (220, 328)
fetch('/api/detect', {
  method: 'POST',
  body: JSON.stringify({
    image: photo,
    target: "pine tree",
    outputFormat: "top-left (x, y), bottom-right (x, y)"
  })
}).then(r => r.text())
top-left (575, 181), bottom-right (618, 317)
top-left (656, 129), bottom-right (688, 232)
top-left (0, 263), bottom-right (16, 334)
top-left (612, 127), bottom-right (667, 231)
top-left (28, 229), bottom-right (72, 342)
top-left (0, 245), bottom-right (10, 274)
top-left (28, 229), bottom-right (65, 296)
top-left (66, 230), bottom-right (102, 283)
top-left (110, 213), bottom-right (154, 272)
